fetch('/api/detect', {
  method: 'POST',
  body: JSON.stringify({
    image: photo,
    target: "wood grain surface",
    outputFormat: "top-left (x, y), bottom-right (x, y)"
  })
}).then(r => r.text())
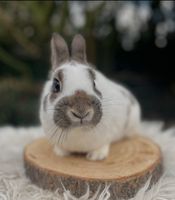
top-left (24, 136), bottom-right (163, 199)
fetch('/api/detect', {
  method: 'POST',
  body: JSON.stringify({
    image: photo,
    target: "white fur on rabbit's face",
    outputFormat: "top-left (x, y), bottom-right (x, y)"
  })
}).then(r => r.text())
top-left (41, 62), bottom-right (102, 131)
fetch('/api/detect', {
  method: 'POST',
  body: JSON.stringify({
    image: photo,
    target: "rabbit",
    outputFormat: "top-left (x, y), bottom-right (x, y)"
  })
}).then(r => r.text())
top-left (39, 33), bottom-right (141, 161)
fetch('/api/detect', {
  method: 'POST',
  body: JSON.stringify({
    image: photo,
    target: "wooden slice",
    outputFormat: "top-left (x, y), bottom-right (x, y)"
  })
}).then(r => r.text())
top-left (24, 136), bottom-right (163, 199)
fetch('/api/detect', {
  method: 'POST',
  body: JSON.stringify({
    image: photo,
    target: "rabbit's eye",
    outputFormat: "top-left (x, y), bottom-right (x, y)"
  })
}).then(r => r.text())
top-left (52, 78), bottom-right (60, 93)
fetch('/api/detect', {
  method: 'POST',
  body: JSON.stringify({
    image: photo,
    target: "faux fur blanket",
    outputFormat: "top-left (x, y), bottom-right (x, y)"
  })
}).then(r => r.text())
top-left (0, 121), bottom-right (175, 200)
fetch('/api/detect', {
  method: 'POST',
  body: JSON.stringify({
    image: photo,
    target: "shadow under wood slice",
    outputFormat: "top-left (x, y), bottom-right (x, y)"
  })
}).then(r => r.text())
top-left (24, 136), bottom-right (163, 199)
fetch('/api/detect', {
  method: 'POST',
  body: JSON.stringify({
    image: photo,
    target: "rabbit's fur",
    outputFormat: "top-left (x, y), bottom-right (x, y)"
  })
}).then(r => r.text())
top-left (40, 34), bottom-right (141, 160)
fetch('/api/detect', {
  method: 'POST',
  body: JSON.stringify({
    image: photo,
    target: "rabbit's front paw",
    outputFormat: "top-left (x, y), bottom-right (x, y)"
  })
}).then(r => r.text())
top-left (54, 145), bottom-right (70, 157)
top-left (87, 144), bottom-right (109, 161)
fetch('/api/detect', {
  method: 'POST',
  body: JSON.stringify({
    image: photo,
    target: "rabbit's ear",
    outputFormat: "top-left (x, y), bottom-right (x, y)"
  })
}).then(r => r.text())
top-left (71, 34), bottom-right (87, 63)
top-left (51, 33), bottom-right (69, 70)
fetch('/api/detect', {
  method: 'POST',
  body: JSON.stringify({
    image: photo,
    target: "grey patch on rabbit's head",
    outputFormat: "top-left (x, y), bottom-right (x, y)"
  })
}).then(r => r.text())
top-left (53, 91), bottom-right (102, 129)
top-left (49, 69), bottom-right (64, 102)
top-left (88, 68), bottom-right (102, 98)
top-left (55, 69), bottom-right (64, 83)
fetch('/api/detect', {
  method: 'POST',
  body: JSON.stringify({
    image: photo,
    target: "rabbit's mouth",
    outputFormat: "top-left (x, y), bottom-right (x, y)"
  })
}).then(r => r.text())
top-left (53, 93), bottom-right (102, 129)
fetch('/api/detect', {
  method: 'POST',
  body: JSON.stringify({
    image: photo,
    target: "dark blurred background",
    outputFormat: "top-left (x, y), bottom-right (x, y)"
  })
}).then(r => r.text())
top-left (0, 1), bottom-right (175, 126)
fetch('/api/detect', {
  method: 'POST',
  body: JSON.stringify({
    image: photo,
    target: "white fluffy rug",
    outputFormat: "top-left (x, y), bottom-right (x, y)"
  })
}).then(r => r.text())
top-left (0, 121), bottom-right (175, 200)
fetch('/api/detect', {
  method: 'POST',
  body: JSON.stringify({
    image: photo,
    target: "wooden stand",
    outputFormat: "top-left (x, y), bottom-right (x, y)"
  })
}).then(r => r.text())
top-left (24, 136), bottom-right (163, 199)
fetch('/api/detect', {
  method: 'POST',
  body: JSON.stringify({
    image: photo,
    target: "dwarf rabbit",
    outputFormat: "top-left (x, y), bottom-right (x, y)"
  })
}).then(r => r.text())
top-left (39, 33), bottom-right (141, 161)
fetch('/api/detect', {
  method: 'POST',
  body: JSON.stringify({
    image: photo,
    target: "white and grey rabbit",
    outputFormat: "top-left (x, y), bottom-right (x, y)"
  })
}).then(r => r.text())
top-left (40, 33), bottom-right (141, 161)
